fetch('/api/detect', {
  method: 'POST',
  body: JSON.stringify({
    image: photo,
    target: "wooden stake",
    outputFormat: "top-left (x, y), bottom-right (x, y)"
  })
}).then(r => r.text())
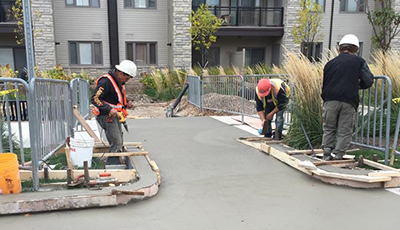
top-left (73, 107), bottom-right (101, 143)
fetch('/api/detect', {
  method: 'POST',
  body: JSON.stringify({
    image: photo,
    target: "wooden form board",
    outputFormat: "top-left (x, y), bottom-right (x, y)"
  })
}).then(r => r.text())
top-left (73, 107), bottom-right (101, 143)
top-left (92, 151), bottom-right (148, 158)
top-left (238, 137), bottom-right (400, 188)
top-left (20, 169), bottom-right (137, 183)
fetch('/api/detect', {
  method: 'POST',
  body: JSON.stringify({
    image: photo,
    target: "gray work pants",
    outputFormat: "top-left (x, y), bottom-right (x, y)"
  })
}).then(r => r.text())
top-left (96, 115), bottom-right (123, 164)
top-left (322, 101), bottom-right (355, 157)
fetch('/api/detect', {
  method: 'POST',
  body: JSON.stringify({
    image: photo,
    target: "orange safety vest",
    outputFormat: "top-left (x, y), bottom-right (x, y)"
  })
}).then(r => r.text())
top-left (256, 79), bottom-right (290, 108)
top-left (93, 74), bottom-right (128, 117)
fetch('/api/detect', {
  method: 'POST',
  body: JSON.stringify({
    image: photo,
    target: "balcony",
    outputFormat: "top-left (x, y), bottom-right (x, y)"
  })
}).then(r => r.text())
top-left (0, 0), bottom-right (17, 33)
top-left (0, 0), bottom-right (16, 23)
top-left (192, 6), bottom-right (284, 37)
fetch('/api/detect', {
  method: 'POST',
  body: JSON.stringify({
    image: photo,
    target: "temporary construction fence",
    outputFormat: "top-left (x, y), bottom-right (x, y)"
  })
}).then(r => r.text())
top-left (188, 74), bottom-right (396, 165)
top-left (351, 76), bottom-right (393, 165)
top-left (71, 78), bottom-right (90, 130)
top-left (0, 77), bottom-right (90, 190)
top-left (188, 74), bottom-right (291, 124)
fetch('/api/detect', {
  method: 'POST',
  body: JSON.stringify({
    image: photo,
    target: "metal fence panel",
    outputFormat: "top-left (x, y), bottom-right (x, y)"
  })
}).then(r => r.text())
top-left (351, 76), bottom-right (392, 164)
top-left (71, 79), bottom-right (90, 130)
top-left (30, 78), bottom-right (74, 166)
top-left (187, 75), bottom-right (202, 108)
top-left (0, 78), bottom-right (29, 165)
top-left (201, 75), bottom-right (244, 115)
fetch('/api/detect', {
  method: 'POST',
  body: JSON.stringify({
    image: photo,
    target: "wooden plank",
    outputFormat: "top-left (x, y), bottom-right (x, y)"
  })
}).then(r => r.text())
top-left (64, 146), bottom-right (74, 178)
top-left (261, 143), bottom-right (312, 175)
top-left (237, 139), bottom-right (262, 150)
top-left (363, 159), bottom-right (400, 172)
top-left (287, 149), bottom-right (360, 156)
top-left (310, 169), bottom-right (391, 183)
top-left (314, 153), bottom-right (355, 160)
top-left (384, 177), bottom-right (400, 188)
top-left (73, 107), bottom-right (101, 143)
top-left (93, 142), bottom-right (142, 149)
top-left (368, 171), bottom-right (400, 177)
top-left (20, 169), bottom-right (137, 183)
top-left (92, 151), bottom-right (148, 158)
top-left (313, 174), bottom-right (383, 189)
top-left (313, 159), bottom-right (355, 166)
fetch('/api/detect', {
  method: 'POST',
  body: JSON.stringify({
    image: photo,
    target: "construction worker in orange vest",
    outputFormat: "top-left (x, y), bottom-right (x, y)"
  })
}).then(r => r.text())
top-left (91, 60), bottom-right (137, 165)
top-left (256, 78), bottom-right (290, 140)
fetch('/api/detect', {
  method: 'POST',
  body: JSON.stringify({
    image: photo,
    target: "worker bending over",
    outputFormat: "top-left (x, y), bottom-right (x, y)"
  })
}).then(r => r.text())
top-left (256, 78), bottom-right (290, 140)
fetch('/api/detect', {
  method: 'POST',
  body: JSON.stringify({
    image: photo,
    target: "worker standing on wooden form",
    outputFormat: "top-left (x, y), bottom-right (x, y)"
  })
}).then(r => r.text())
top-left (91, 60), bottom-right (137, 165)
top-left (322, 34), bottom-right (374, 161)
top-left (255, 78), bottom-right (291, 140)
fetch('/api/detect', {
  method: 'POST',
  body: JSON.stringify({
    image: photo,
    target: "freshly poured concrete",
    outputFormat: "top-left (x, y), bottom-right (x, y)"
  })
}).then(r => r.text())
top-left (1, 117), bottom-right (400, 229)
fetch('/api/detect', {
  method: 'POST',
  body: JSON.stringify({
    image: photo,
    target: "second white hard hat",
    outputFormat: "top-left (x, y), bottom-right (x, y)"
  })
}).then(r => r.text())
top-left (116, 60), bottom-right (137, 78)
top-left (339, 34), bottom-right (359, 48)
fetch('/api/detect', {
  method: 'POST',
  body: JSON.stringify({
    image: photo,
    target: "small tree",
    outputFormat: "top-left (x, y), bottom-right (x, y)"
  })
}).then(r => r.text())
top-left (363, 0), bottom-right (400, 53)
top-left (292, 0), bottom-right (324, 61)
top-left (189, 4), bottom-right (222, 68)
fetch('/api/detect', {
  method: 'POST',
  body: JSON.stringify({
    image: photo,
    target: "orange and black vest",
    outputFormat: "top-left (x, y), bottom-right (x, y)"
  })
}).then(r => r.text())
top-left (93, 74), bottom-right (128, 117)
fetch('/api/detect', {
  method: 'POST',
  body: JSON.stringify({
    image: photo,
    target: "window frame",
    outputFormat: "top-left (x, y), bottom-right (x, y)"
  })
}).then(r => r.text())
top-left (124, 0), bottom-right (157, 9)
top-left (68, 41), bottom-right (103, 66)
top-left (126, 42), bottom-right (158, 66)
top-left (65, 0), bottom-right (100, 8)
top-left (339, 0), bottom-right (366, 13)
top-left (301, 42), bottom-right (323, 62)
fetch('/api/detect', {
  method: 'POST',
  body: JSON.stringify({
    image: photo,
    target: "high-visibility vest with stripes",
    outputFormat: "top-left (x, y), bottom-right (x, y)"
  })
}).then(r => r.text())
top-left (256, 79), bottom-right (290, 108)
top-left (93, 74), bottom-right (128, 117)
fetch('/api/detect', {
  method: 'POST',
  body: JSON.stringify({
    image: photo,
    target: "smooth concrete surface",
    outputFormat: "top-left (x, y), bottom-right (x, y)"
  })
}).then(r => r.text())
top-left (1, 117), bottom-right (400, 229)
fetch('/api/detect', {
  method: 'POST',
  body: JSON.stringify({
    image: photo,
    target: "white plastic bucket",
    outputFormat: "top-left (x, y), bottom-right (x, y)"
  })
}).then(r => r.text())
top-left (69, 137), bottom-right (95, 168)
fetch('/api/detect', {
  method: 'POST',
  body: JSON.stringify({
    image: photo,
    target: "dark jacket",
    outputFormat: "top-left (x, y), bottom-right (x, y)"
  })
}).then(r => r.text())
top-left (322, 53), bottom-right (374, 109)
top-left (255, 84), bottom-right (289, 112)
top-left (91, 70), bottom-right (126, 116)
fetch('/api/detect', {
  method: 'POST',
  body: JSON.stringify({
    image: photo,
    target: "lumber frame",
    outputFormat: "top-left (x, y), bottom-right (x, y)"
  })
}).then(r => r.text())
top-left (238, 138), bottom-right (400, 188)
top-left (20, 169), bottom-right (137, 183)
top-left (92, 151), bottom-right (148, 158)
top-left (73, 107), bottom-right (101, 143)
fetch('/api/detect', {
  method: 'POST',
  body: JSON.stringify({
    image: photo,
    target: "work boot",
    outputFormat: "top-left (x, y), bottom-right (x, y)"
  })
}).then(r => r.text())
top-left (323, 148), bottom-right (333, 161)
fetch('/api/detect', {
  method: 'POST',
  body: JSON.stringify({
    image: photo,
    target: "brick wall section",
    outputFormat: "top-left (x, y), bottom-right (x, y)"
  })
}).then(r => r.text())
top-left (282, 0), bottom-right (301, 55)
top-left (31, 0), bottom-right (57, 72)
top-left (172, 0), bottom-right (192, 70)
top-left (392, 1), bottom-right (400, 51)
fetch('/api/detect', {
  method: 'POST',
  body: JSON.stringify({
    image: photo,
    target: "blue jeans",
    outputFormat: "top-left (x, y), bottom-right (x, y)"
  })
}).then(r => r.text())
top-left (264, 107), bottom-right (284, 138)
top-left (96, 115), bottom-right (123, 164)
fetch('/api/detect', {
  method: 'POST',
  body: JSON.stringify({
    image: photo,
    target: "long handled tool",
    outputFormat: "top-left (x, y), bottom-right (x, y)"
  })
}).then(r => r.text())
top-left (300, 122), bottom-right (316, 157)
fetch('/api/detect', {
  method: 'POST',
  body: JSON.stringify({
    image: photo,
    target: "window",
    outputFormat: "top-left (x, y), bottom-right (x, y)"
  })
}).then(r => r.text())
top-left (340, 0), bottom-right (365, 13)
top-left (193, 0), bottom-right (220, 6)
top-left (301, 42), bottom-right (323, 62)
top-left (66, 0), bottom-right (100, 7)
top-left (124, 0), bottom-right (156, 8)
top-left (311, 0), bottom-right (325, 11)
top-left (126, 42), bottom-right (157, 65)
top-left (192, 47), bottom-right (220, 67)
top-left (0, 47), bottom-right (27, 79)
top-left (238, 47), bottom-right (265, 66)
top-left (69, 42), bottom-right (102, 65)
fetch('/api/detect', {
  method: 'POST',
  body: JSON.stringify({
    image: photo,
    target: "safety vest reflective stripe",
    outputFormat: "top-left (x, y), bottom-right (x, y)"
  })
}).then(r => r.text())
top-left (94, 74), bottom-right (128, 116)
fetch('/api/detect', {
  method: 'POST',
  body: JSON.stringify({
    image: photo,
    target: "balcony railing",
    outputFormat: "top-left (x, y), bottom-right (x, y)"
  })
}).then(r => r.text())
top-left (0, 0), bottom-right (16, 23)
top-left (192, 6), bottom-right (284, 27)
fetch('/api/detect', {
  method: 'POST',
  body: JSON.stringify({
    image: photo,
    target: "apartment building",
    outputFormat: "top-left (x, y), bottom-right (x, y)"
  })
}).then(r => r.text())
top-left (1, 0), bottom-right (400, 78)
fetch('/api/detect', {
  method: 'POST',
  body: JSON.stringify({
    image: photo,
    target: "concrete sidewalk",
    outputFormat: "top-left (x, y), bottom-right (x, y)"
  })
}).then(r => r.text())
top-left (1, 117), bottom-right (400, 229)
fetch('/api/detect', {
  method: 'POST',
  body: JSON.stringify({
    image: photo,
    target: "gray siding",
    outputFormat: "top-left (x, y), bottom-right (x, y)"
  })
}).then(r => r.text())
top-left (53, 0), bottom-right (110, 69)
top-left (316, 0), bottom-right (375, 60)
top-left (117, 1), bottom-right (168, 68)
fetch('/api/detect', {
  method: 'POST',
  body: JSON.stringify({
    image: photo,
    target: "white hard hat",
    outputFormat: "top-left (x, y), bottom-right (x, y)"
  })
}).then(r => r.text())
top-left (339, 34), bottom-right (359, 48)
top-left (116, 60), bottom-right (137, 78)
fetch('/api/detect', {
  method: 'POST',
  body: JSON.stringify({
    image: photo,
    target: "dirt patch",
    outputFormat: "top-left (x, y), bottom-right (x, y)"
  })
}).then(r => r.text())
top-left (127, 96), bottom-right (230, 119)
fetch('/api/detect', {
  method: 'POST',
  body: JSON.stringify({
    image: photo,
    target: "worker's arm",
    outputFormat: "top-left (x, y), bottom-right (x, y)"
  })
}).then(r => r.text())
top-left (359, 61), bottom-right (374, 89)
top-left (255, 92), bottom-right (266, 124)
top-left (91, 78), bottom-right (113, 115)
top-left (266, 107), bottom-right (279, 120)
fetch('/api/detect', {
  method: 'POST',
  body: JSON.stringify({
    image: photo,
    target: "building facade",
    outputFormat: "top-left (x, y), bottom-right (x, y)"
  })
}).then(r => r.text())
top-left (1, 0), bottom-right (400, 78)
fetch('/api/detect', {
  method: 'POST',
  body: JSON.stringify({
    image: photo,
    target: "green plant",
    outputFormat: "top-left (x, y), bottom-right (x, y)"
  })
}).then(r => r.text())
top-left (292, 0), bottom-right (324, 58)
top-left (189, 4), bottom-right (223, 68)
top-left (41, 64), bottom-right (93, 83)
